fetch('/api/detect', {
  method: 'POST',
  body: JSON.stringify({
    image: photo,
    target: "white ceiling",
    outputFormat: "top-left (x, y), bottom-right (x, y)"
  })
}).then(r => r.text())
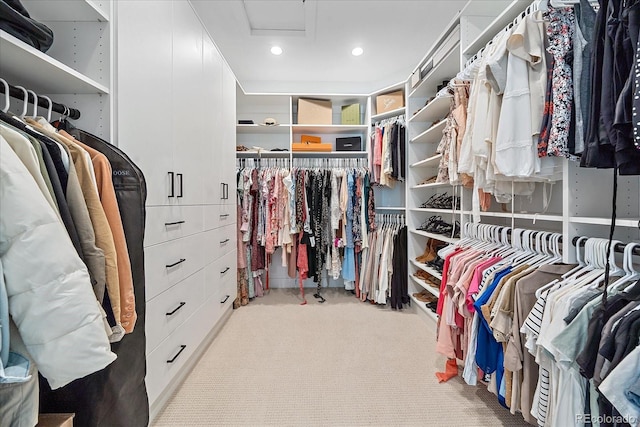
top-left (191, 0), bottom-right (468, 95)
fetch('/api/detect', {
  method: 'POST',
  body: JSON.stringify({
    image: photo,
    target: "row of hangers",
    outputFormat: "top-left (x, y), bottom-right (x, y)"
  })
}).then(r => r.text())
top-left (0, 78), bottom-right (76, 122)
top-left (374, 114), bottom-right (406, 128)
top-left (236, 157), bottom-right (368, 170)
top-left (375, 213), bottom-right (405, 228)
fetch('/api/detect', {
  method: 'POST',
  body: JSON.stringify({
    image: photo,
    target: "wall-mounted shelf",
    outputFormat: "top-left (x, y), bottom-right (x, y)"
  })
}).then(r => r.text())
top-left (411, 154), bottom-right (442, 168)
top-left (410, 228), bottom-right (459, 244)
top-left (463, 0), bottom-right (530, 56)
top-left (410, 120), bottom-right (446, 144)
top-left (22, 0), bottom-right (109, 22)
top-left (409, 95), bottom-right (451, 124)
top-left (375, 206), bottom-right (406, 212)
top-left (371, 107), bottom-right (406, 122)
top-left (460, 210), bottom-right (564, 222)
top-left (236, 151), bottom-right (291, 158)
top-left (409, 43), bottom-right (460, 99)
top-left (0, 31), bottom-right (110, 95)
top-left (412, 181), bottom-right (450, 189)
top-left (291, 151), bottom-right (368, 158)
top-left (410, 259), bottom-right (443, 281)
top-left (409, 275), bottom-right (440, 297)
top-left (411, 208), bottom-right (460, 215)
top-left (236, 124), bottom-right (291, 134)
top-left (292, 124), bottom-right (368, 134)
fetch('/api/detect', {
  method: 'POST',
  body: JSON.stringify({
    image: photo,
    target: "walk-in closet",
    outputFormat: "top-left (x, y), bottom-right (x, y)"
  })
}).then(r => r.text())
top-left (1, 0), bottom-right (639, 426)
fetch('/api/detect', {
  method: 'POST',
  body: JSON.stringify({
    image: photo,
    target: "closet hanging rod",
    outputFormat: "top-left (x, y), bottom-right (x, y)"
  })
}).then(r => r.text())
top-left (0, 81), bottom-right (81, 120)
top-left (572, 236), bottom-right (640, 256)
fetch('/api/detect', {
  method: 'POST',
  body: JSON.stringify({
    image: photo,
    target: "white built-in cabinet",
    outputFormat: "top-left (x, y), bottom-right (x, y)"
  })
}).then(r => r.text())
top-left (115, 0), bottom-right (237, 416)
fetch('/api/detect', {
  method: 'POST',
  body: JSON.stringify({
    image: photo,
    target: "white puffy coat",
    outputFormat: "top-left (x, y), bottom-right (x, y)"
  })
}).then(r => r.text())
top-left (0, 137), bottom-right (116, 389)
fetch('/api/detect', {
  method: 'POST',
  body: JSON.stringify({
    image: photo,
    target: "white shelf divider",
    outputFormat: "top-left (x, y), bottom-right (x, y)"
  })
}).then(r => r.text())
top-left (0, 31), bottom-right (109, 95)
top-left (409, 95), bottom-right (451, 124)
top-left (291, 151), bottom-right (368, 158)
top-left (569, 216), bottom-right (640, 228)
top-left (412, 181), bottom-right (450, 189)
top-left (236, 124), bottom-right (291, 134)
top-left (459, 210), bottom-right (564, 222)
top-left (292, 124), bottom-right (368, 134)
top-left (411, 207), bottom-right (460, 215)
top-left (371, 107), bottom-right (406, 121)
top-left (410, 120), bottom-right (446, 144)
top-left (375, 206), bottom-right (406, 212)
top-left (411, 154), bottom-right (442, 168)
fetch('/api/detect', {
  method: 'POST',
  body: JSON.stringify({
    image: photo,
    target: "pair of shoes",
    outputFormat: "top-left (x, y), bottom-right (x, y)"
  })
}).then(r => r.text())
top-left (425, 300), bottom-right (438, 312)
top-left (415, 238), bottom-right (444, 263)
top-left (236, 145), bottom-right (250, 151)
top-left (412, 289), bottom-right (437, 303)
top-left (426, 256), bottom-right (444, 273)
top-left (419, 193), bottom-right (460, 209)
top-left (418, 216), bottom-right (454, 235)
top-left (413, 269), bottom-right (440, 289)
top-left (418, 175), bottom-right (438, 186)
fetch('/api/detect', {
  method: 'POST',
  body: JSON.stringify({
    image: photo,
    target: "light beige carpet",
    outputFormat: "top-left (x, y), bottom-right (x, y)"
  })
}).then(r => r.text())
top-left (152, 288), bottom-right (530, 427)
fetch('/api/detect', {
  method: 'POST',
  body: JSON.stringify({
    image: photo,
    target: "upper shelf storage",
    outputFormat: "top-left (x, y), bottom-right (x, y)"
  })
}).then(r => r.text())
top-left (21, 0), bottom-right (109, 22)
top-left (409, 95), bottom-right (451, 124)
top-left (0, 31), bottom-right (109, 94)
top-left (292, 94), bottom-right (368, 126)
top-left (371, 106), bottom-right (405, 122)
top-left (236, 124), bottom-right (291, 134)
top-left (462, 0), bottom-right (530, 56)
top-left (409, 42), bottom-right (460, 100)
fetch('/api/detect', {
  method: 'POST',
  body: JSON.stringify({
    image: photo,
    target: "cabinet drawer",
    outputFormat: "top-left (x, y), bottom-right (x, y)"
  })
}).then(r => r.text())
top-left (204, 249), bottom-right (236, 299)
top-left (216, 224), bottom-right (236, 256)
top-left (146, 268), bottom-right (205, 354)
top-left (146, 314), bottom-right (197, 405)
top-left (204, 204), bottom-right (236, 231)
top-left (145, 205), bottom-right (204, 247)
top-left (145, 233), bottom-right (208, 301)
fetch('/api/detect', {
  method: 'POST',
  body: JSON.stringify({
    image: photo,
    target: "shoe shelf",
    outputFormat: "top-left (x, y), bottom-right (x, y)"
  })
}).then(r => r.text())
top-left (410, 275), bottom-right (440, 298)
top-left (410, 228), bottom-right (459, 244)
top-left (292, 124), bottom-right (369, 134)
top-left (412, 181), bottom-right (450, 189)
top-left (409, 95), bottom-right (451, 124)
top-left (410, 259), bottom-right (443, 281)
top-left (410, 120), bottom-right (447, 144)
top-left (409, 294), bottom-right (439, 322)
top-left (410, 154), bottom-right (442, 168)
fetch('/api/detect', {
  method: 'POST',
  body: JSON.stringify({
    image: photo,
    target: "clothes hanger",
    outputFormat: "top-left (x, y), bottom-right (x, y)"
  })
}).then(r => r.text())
top-left (14, 85), bottom-right (29, 118)
top-left (26, 89), bottom-right (38, 119)
top-left (609, 243), bottom-right (640, 292)
top-left (0, 78), bottom-right (9, 113)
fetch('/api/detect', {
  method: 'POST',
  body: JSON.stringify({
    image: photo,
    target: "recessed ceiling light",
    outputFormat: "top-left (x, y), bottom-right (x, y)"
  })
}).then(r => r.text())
top-left (352, 47), bottom-right (363, 56)
top-left (271, 46), bottom-right (283, 55)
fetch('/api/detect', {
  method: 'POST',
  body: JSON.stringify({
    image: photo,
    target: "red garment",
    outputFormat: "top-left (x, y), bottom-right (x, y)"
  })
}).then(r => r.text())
top-left (436, 248), bottom-right (463, 315)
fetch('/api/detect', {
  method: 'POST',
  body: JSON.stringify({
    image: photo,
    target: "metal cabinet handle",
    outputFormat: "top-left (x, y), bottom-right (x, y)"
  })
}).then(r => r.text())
top-left (168, 172), bottom-right (175, 197)
top-left (220, 182), bottom-right (225, 200)
top-left (164, 220), bottom-right (185, 226)
top-left (165, 302), bottom-right (186, 316)
top-left (166, 258), bottom-right (186, 268)
top-left (177, 173), bottom-right (183, 198)
top-left (221, 295), bottom-right (230, 304)
top-left (221, 267), bottom-right (230, 274)
top-left (220, 238), bottom-right (230, 244)
top-left (166, 345), bottom-right (186, 363)
top-left (220, 214), bottom-right (230, 218)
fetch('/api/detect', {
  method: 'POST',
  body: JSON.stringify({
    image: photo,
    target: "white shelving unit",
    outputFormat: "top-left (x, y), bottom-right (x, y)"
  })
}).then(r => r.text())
top-left (22, 0), bottom-right (109, 21)
top-left (412, 182), bottom-right (451, 189)
top-left (236, 124), bottom-right (291, 134)
top-left (410, 259), bottom-right (443, 281)
top-left (409, 294), bottom-right (438, 322)
top-left (410, 121), bottom-right (447, 144)
top-left (409, 95), bottom-right (451, 124)
top-left (409, 275), bottom-right (440, 297)
top-left (292, 124), bottom-right (368, 134)
top-left (372, 106), bottom-right (406, 121)
top-left (411, 154), bottom-right (443, 168)
top-left (410, 228), bottom-right (459, 245)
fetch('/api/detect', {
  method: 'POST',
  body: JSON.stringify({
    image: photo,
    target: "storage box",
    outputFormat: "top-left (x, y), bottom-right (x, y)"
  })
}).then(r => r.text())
top-left (341, 104), bottom-right (360, 125)
top-left (336, 136), bottom-right (362, 151)
top-left (301, 134), bottom-right (321, 144)
top-left (376, 90), bottom-right (404, 114)
top-left (297, 98), bottom-right (332, 124)
top-left (292, 142), bottom-right (333, 152)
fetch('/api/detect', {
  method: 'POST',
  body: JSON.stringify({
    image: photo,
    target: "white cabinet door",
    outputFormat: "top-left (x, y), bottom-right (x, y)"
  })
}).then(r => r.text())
top-left (117, 0), bottom-right (174, 207)
top-left (171, 0), bottom-right (205, 205)
top-left (202, 35), bottom-right (224, 205)
top-left (219, 63), bottom-right (237, 205)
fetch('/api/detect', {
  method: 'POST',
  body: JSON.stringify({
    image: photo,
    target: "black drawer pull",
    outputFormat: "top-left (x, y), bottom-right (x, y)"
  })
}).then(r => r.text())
top-left (221, 267), bottom-right (230, 274)
top-left (164, 220), bottom-right (185, 226)
top-left (221, 295), bottom-right (230, 304)
top-left (166, 258), bottom-right (186, 268)
top-left (220, 238), bottom-right (230, 244)
top-left (165, 302), bottom-right (186, 316)
top-left (168, 172), bottom-right (175, 198)
top-left (166, 345), bottom-right (186, 363)
top-left (220, 214), bottom-right (230, 218)
top-left (177, 173), bottom-right (183, 198)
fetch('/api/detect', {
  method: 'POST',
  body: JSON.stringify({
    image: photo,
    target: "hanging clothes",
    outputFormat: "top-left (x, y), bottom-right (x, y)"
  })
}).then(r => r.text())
top-left (370, 115), bottom-right (406, 187)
